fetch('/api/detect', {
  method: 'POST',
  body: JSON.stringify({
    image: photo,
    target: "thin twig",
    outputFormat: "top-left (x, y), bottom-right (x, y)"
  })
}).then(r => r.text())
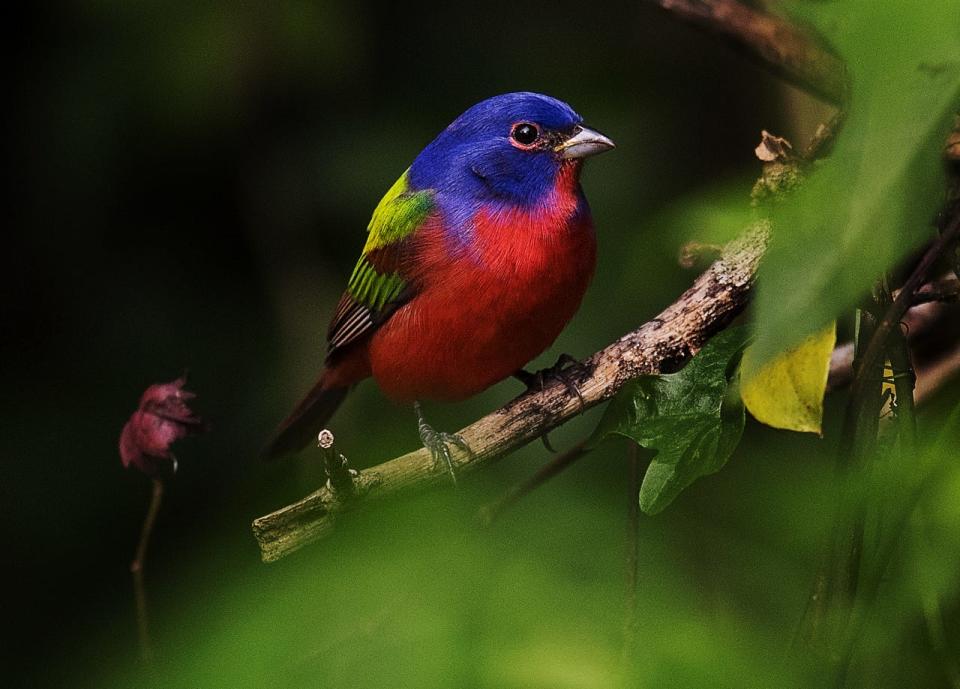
top-left (845, 210), bottom-right (960, 435)
top-left (131, 477), bottom-right (164, 663)
top-left (833, 292), bottom-right (919, 683)
top-left (803, 307), bottom-right (882, 654)
top-left (899, 275), bottom-right (960, 306)
top-left (914, 344), bottom-right (960, 404)
top-left (318, 429), bottom-right (357, 494)
top-left (828, 294), bottom-right (960, 399)
top-left (477, 440), bottom-right (588, 526)
top-left (888, 325), bottom-right (917, 452)
top-left (623, 442), bottom-right (642, 663)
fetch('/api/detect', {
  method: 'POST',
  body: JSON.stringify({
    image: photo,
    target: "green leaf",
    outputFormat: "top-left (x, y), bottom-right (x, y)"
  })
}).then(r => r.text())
top-left (587, 327), bottom-right (748, 515)
top-left (741, 322), bottom-right (836, 435)
top-left (750, 1), bottom-right (960, 363)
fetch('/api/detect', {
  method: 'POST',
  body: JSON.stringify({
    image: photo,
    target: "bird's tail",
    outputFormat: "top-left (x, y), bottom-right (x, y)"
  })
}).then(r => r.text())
top-left (261, 375), bottom-right (349, 460)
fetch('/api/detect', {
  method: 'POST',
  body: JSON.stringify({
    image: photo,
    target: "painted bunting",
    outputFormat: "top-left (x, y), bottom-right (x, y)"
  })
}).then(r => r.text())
top-left (264, 92), bottom-right (614, 472)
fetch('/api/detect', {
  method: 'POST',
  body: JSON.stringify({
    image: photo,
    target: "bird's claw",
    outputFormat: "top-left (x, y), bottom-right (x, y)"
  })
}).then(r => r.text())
top-left (415, 402), bottom-right (472, 485)
top-left (515, 353), bottom-right (588, 414)
top-left (540, 432), bottom-right (557, 453)
top-left (423, 429), bottom-right (470, 486)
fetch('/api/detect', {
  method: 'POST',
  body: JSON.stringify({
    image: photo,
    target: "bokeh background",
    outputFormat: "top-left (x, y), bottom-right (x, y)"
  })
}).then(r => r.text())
top-left (7, 1), bottom-right (958, 687)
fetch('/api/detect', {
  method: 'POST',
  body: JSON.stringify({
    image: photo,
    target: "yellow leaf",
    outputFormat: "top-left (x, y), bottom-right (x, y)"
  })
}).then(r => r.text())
top-left (741, 322), bottom-right (836, 434)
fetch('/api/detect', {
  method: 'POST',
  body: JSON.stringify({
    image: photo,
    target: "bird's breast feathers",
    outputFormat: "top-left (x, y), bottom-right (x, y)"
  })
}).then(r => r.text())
top-left (368, 165), bottom-right (597, 402)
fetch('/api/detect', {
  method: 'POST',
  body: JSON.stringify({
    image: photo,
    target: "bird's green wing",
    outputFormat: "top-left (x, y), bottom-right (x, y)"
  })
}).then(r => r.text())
top-left (326, 169), bottom-right (435, 359)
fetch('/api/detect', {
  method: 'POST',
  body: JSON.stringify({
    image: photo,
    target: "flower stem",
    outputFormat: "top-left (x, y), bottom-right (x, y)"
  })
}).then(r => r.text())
top-left (130, 477), bottom-right (164, 662)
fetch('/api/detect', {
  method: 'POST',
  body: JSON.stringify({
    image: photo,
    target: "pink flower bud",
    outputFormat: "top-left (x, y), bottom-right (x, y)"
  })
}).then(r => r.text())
top-left (119, 377), bottom-right (205, 476)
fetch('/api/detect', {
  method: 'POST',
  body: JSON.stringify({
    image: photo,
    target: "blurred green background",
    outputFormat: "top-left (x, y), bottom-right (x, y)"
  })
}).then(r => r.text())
top-left (7, 1), bottom-right (959, 687)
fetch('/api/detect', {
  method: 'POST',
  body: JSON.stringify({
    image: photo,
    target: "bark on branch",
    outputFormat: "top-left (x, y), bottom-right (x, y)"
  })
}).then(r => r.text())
top-left (252, 227), bottom-right (769, 561)
top-left (654, 0), bottom-right (847, 105)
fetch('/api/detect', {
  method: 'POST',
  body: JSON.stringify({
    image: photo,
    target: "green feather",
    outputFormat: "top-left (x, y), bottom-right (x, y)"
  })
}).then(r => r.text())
top-left (346, 169), bottom-right (433, 311)
top-left (363, 169), bottom-right (434, 250)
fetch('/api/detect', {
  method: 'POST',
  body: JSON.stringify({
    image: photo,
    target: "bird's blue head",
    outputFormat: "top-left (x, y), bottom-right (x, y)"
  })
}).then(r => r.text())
top-left (408, 92), bottom-right (614, 210)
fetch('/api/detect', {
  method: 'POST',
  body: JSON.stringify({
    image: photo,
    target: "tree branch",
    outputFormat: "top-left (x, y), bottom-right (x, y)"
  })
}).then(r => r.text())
top-left (252, 227), bottom-right (769, 562)
top-left (653, 0), bottom-right (847, 105)
top-left (826, 279), bottom-right (960, 393)
top-left (480, 298), bottom-right (960, 529)
top-left (900, 275), bottom-right (959, 305)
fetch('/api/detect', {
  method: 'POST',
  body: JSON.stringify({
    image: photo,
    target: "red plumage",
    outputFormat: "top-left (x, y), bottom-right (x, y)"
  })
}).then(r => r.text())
top-left (368, 163), bottom-right (595, 401)
top-left (327, 164), bottom-right (594, 400)
top-left (263, 164), bottom-right (595, 458)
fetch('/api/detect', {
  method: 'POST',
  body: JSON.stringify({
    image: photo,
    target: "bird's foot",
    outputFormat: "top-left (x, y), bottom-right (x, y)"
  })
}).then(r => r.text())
top-left (514, 353), bottom-right (588, 413)
top-left (415, 402), bottom-right (471, 486)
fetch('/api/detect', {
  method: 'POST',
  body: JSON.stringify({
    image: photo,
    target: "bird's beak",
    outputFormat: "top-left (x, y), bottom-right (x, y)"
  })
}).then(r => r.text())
top-left (556, 125), bottom-right (616, 159)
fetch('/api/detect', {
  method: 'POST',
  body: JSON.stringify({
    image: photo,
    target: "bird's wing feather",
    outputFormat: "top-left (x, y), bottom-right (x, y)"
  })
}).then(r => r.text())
top-left (326, 169), bottom-right (435, 360)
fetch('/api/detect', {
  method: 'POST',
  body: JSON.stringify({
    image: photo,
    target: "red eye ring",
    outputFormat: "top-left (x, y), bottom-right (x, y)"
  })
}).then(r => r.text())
top-left (510, 122), bottom-right (541, 149)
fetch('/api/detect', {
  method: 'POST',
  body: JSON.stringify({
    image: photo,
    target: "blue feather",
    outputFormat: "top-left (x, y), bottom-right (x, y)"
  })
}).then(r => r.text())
top-left (408, 92), bottom-right (584, 248)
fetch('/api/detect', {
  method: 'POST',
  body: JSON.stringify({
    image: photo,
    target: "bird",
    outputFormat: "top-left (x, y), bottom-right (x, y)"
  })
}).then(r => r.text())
top-left (263, 92), bottom-right (615, 475)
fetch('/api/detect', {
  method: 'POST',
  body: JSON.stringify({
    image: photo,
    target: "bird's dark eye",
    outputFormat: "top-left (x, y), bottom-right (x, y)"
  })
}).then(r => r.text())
top-left (510, 122), bottom-right (540, 147)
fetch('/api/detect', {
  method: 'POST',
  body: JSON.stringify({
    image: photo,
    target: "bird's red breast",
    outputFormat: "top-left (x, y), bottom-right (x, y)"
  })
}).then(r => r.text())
top-left (364, 163), bottom-right (596, 402)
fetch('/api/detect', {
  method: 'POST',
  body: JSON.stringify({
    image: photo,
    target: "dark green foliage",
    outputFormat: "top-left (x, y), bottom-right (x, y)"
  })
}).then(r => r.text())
top-left (588, 327), bottom-right (748, 514)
